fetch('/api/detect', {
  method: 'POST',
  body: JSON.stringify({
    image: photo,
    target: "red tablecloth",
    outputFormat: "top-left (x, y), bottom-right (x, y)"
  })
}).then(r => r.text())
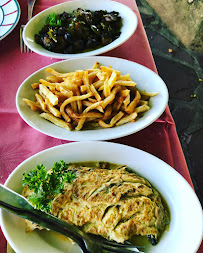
top-left (0, 0), bottom-right (202, 252)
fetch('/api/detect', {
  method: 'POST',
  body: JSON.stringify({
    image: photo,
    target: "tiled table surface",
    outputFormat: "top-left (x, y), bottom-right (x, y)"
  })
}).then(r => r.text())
top-left (136, 0), bottom-right (203, 207)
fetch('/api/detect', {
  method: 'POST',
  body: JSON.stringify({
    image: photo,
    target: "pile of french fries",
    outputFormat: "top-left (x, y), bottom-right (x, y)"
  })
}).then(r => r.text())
top-left (23, 62), bottom-right (158, 131)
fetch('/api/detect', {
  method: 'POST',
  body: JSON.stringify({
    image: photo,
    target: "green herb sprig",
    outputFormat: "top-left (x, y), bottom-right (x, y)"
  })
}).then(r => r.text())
top-left (22, 160), bottom-right (76, 212)
top-left (46, 13), bottom-right (62, 26)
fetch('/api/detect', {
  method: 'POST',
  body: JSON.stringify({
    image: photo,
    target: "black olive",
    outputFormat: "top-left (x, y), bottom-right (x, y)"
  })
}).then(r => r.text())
top-left (59, 12), bottom-right (71, 22)
top-left (64, 33), bottom-right (72, 43)
top-left (41, 36), bottom-right (55, 50)
top-left (101, 34), bottom-right (112, 45)
top-left (110, 11), bottom-right (119, 16)
top-left (74, 8), bottom-right (85, 21)
top-left (35, 8), bottom-right (122, 54)
top-left (73, 40), bottom-right (85, 51)
top-left (57, 27), bottom-right (66, 36)
top-left (38, 25), bottom-right (49, 35)
top-left (64, 45), bottom-right (74, 54)
top-left (85, 12), bottom-right (93, 25)
top-left (94, 10), bottom-right (106, 20)
top-left (82, 27), bottom-right (91, 38)
top-left (54, 36), bottom-right (66, 52)
top-left (86, 38), bottom-right (99, 48)
top-left (34, 34), bottom-right (41, 44)
top-left (104, 14), bottom-right (117, 22)
top-left (90, 25), bottom-right (101, 35)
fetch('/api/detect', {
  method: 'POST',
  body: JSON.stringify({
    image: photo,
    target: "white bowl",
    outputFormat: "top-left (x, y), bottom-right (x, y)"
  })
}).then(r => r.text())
top-left (16, 56), bottom-right (169, 141)
top-left (0, 141), bottom-right (202, 253)
top-left (23, 0), bottom-right (138, 59)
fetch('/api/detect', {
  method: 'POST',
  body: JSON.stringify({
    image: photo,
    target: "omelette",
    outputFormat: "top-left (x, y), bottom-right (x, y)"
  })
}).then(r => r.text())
top-left (22, 162), bottom-right (169, 245)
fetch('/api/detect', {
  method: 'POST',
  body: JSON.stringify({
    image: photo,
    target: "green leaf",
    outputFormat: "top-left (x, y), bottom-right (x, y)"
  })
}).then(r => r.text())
top-left (22, 160), bottom-right (76, 213)
top-left (46, 13), bottom-right (62, 27)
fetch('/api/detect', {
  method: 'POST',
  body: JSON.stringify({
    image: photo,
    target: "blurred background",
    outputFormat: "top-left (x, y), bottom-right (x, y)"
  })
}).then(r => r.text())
top-left (136, 0), bottom-right (203, 206)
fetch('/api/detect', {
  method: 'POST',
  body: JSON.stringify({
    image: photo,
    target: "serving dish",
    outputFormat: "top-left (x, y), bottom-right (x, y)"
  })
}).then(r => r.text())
top-left (0, 141), bottom-right (202, 253)
top-left (16, 56), bottom-right (169, 141)
top-left (0, 0), bottom-right (20, 40)
top-left (22, 0), bottom-right (138, 59)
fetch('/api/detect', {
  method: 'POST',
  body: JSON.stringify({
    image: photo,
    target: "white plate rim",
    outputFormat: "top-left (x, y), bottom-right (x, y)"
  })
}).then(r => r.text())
top-left (16, 56), bottom-right (169, 141)
top-left (0, 0), bottom-right (21, 40)
top-left (0, 141), bottom-right (202, 253)
top-left (22, 0), bottom-right (138, 59)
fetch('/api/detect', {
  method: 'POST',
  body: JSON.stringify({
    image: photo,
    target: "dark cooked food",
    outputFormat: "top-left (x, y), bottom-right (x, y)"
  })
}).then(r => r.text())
top-left (35, 9), bottom-right (122, 54)
top-left (22, 161), bottom-right (169, 245)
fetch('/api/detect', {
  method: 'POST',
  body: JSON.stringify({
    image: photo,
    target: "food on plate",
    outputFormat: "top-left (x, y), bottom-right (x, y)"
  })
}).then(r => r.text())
top-left (22, 62), bottom-right (158, 131)
top-left (35, 9), bottom-right (122, 54)
top-left (22, 161), bottom-right (169, 245)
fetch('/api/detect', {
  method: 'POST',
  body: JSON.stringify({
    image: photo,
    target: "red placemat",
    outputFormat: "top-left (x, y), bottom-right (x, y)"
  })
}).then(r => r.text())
top-left (0, 0), bottom-right (202, 252)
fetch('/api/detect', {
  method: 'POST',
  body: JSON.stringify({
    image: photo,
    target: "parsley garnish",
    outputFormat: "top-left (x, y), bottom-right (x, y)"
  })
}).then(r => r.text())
top-left (46, 13), bottom-right (62, 26)
top-left (22, 160), bottom-right (76, 212)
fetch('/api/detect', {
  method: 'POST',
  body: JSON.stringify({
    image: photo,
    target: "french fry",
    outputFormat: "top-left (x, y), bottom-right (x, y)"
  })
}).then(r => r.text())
top-left (88, 71), bottom-right (99, 80)
top-left (102, 86), bottom-right (121, 108)
top-left (46, 68), bottom-right (75, 78)
top-left (76, 90), bottom-right (82, 114)
top-left (83, 71), bottom-right (91, 92)
top-left (110, 111), bottom-right (125, 125)
top-left (80, 85), bottom-right (88, 94)
top-left (88, 98), bottom-right (98, 103)
top-left (52, 91), bottom-right (67, 101)
top-left (125, 90), bottom-right (141, 114)
top-left (108, 70), bottom-right (117, 90)
top-left (114, 80), bottom-right (137, 86)
top-left (31, 83), bottom-right (40, 90)
top-left (40, 112), bottom-right (72, 130)
top-left (103, 77), bottom-right (111, 97)
top-left (35, 93), bottom-right (47, 111)
top-left (138, 100), bottom-right (148, 105)
top-left (23, 62), bottom-right (158, 131)
top-left (62, 78), bottom-right (78, 92)
top-left (23, 98), bottom-right (41, 111)
top-left (58, 86), bottom-right (77, 112)
top-left (46, 75), bottom-right (63, 83)
top-left (119, 74), bottom-right (131, 81)
top-left (75, 118), bottom-right (86, 131)
top-left (58, 86), bottom-right (74, 98)
top-left (83, 101), bottom-right (103, 114)
top-left (120, 89), bottom-right (130, 97)
top-left (66, 105), bottom-right (103, 119)
top-left (45, 99), bottom-right (61, 117)
top-left (82, 101), bottom-right (104, 113)
top-left (123, 94), bottom-right (131, 107)
top-left (60, 92), bottom-right (93, 123)
top-left (116, 112), bottom-right (138, 126)
top-left (92, 80), bottom-right (104, 89)
top-left (113, 96), bottom-right (125, 111)
top-left (139, 90), bottom-right (158, 97)
top-left (99, 111), bottom-right (124, 128)
top-left (39, 84), bottom-right (58, 106)
top-left (100, 66), bottom-right (120, 75)
top-left (60, 92), bottom-right (93, 108)
top-left (96, 71), bottom-right (111, 81)
top-left (134, 104), bottom-right (150, 113)
top-left (39, 79), bottom-right (57, 88)
top-left (92, 62), bottom-right (100, 69)
top-left (90, 84), bottom-right (101, 101)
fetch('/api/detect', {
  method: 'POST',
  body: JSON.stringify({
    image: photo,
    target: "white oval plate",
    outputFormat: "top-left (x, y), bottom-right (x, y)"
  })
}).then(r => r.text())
top-left (0, 0), bottom-right (20, 40)
top-left (0, 141), bottom-right (202, 253)
top-left (16, 56), bottom-right (168, 141)
top-left (23, 0), bottom-right (138, 59)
